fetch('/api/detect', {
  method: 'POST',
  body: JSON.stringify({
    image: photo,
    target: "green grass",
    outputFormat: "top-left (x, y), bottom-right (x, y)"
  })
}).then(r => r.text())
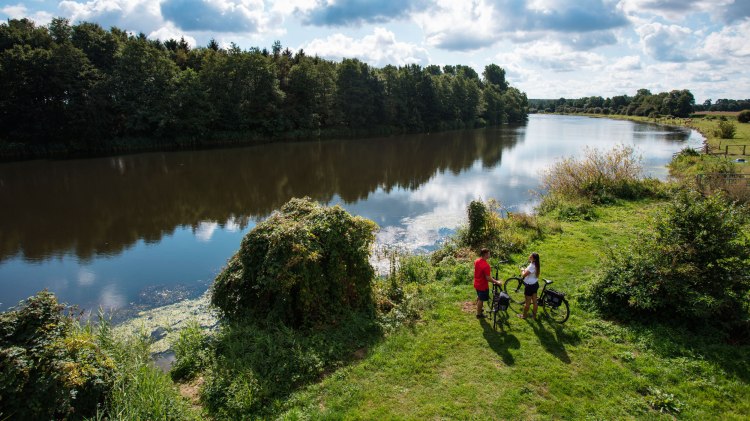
top-left (274, 201), bottom-right (750, 419)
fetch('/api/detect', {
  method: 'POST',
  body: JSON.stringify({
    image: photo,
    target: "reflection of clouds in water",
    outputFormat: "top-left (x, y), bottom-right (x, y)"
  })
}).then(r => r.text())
top-left (194, 222), bottom-right (219, 242)
top-left (99, 284), bottom-right (125, 310)
top-left (225, 217), bottom-right (241, 232)
top-left (78, 268), bottom-right (95, 286)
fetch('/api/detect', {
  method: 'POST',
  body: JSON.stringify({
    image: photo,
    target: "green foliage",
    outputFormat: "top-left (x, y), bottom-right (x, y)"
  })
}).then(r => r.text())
top-left (738, 110), bottom-right (750, 123)
top-left (467, 199), bottom-right (489, 248)
top-left (645, 387), bottom-right (684, 414)
top-left (211, 198), bottom-right (379, 328)
top-left (170, 320), bottom-right (212, 381)
top-left (0, 291), bottom-right (114, 420)
top-left (714, 120), bottom-right (736, 139)
top-left (587, 190), bottom-right (750, 331)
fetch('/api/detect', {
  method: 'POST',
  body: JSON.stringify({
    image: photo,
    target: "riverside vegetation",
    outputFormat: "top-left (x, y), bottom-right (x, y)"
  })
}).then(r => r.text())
top-left (2, 143), bottom-right (748, 419)
top-left (0, 18), bottom-right (527, 160)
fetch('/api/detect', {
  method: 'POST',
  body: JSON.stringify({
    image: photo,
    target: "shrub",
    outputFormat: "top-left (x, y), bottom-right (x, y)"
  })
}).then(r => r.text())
top-left (738, 110), bottom-right (750, 123)
top-left (714, 120), bottom-right (736, 139)
top-left (467, 200), bottom-right (489, 248)
top-left (0, 291), bottom-right (114, 420)
top-left (170, 320), bottom-right (212, 381)
top-left (587, 190), bottom-right (750, 331)
top-left (541, 145), bottom-right (653, 204)
top-left (211, 198), bottom-right (378, 328)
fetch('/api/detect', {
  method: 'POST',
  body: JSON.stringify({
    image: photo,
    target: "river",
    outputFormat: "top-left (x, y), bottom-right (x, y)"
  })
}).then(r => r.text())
top-left (0, 114), bottom-right (703, 313)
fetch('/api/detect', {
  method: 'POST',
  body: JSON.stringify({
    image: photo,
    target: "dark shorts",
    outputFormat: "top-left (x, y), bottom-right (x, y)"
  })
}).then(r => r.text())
top-left (524, 282), bottom-right (539, 297)
top-left (476, 289), bottom-right (490, 301)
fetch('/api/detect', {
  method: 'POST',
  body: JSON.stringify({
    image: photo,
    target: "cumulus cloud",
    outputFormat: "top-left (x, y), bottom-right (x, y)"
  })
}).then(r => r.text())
top-left (611, 55), bottom-right (642, 71)
top-left (60, 0), bottom-right (163, 34)
top-left (720, 0), bottom-right (750, 23)
top-left (148, 23), bottom-right (197, 46)
top-left (302, 27), bottom-right (430, 66)
top-left (619, 0), bottom-right (746, 23)
top-left (1, 3), bottom-right (53, 24)
top-left (415, 0), bottom-right (628, 52)
top-left (636, 22), bottom-right (695, 62)
top-left (703, 19), bottom-right (750, 59)
top-left (301, 0), bottom-right (431, 26)
top-left (160, 0), bottom-right (266, 32)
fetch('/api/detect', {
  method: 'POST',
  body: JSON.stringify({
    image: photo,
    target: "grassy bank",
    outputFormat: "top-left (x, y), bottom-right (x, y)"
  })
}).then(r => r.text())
top-left (276, 201), bottom-right (750, 419)
top-left (562, 112), bottom-right (750, 175)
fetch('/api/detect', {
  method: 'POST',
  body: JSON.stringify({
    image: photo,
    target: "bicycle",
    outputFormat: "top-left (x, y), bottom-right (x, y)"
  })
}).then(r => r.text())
top-left (485, 269), bottom-right (510, 331)
top-left (503, 272), bottom-right (570, 324)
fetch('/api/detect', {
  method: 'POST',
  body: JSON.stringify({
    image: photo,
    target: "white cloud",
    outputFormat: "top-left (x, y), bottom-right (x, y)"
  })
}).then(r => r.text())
top-left (302, 27), bottom-right (430, 66)
top-left (635, 22), bottom-right (695, 62)
top-left (78, 268), bottom-right (96, 286)
top-left (703, 19), bottom-right (750, 59)
top-left (194, 221), bottom-right (218, 242)
top-left (611, 55), bottom-right (642, 71)
top-left (1, 4), bottom-right (27, 18)
top-left (148, 23), bottom-right (197, 46)
top-left (60, 0), bottom-right (163, 34)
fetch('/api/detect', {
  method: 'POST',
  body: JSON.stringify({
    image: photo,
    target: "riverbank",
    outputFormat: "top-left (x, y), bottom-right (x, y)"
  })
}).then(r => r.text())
top-left (547, 112), bottom-right (750, 174)
top-left (274, 199), bottom-right (750, 419)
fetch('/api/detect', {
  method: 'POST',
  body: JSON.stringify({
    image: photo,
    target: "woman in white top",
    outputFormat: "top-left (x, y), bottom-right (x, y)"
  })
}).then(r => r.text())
top-left (518, 252), bottom-right (540, 319)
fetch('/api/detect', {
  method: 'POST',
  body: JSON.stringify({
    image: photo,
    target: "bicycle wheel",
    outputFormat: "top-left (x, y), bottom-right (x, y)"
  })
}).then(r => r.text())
top-left (543, 297), bottom-right (570, 323)
top-left (503, 277), bottom-right (525, 305)
top-left (493, 308), bottom-right (498, 330)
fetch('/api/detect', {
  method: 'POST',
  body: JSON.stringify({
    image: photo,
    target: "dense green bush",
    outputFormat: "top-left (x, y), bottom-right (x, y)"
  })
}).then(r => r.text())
top-left (467, 200), bottom-right (489, 248)
top-left (738, 110), bottom-right (750, 123)
top-left (211, 198), bottom-right (378, 328)
top-left (0, 291), bottom-right (114, 420)
top-left (588, 190), bottom-right (750, 331)
top-left (714, 120), bottom-right (736, 139)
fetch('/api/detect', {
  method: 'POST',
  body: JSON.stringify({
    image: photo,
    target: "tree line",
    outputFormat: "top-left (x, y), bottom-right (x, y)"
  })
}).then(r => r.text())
top-left (693, 98), bottom-right (750, 112)
top-left (0, 18), bottom-right (528, 158)
top-left (530, 88), bottom-right (696, 118)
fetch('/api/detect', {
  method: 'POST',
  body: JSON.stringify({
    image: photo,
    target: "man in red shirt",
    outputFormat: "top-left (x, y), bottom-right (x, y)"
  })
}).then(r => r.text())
top-left (474, 248), bottom-right (500, 319)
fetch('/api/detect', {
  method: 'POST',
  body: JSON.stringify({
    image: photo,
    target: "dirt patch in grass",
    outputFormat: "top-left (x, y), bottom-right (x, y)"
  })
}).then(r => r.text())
top-left (460, 301), bottom-right (477, 313)
top-left (179, 376), bottom-right (204, 412)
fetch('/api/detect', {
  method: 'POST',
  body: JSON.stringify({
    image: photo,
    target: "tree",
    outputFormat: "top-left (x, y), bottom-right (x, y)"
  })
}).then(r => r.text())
top-left (482, 64), bottom-right (508, 92)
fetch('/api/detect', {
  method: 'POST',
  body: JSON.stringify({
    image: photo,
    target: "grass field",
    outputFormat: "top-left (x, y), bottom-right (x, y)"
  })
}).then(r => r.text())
top-left (274, 201), bottom-right (750, 419)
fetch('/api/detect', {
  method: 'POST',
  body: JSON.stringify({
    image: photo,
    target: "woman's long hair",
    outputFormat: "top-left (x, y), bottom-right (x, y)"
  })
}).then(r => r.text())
top-left (531, 252), bottom-right (540, 277)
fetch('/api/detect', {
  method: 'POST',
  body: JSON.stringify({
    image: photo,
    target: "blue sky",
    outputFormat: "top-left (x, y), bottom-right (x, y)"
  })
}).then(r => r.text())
top-left (2, 0), bottom-right (749, 102)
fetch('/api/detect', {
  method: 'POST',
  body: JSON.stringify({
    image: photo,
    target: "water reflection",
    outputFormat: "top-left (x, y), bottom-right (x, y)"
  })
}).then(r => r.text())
top-left (0, 115), bottom-right (701, 312)
top-left (0, 127), bottom-right (520, 263)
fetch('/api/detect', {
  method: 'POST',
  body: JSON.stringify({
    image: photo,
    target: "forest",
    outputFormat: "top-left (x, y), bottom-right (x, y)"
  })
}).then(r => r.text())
top-left (0, 18), bottom-right (528, 158)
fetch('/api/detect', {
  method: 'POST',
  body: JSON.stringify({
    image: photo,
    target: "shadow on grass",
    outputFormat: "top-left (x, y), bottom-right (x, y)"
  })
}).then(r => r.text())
top-left (528, 318), bottom-right (581, 364)
top-left (479, 317), bottom-right (520, 365)
top-left (203, 311), bottom-right (383, 418)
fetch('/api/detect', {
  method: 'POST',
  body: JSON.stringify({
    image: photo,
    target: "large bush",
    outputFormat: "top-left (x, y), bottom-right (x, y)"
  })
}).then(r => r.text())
top-left (714, 120), bottom-right (736, 139)
top-left (0, 291), bottom-right (114, 420)
top-left (737, 110), bottom-right (750, 123)
top-left (588, 190), bottom-right (750, 331)
top-left (211, 198), bottom-right (378, 327)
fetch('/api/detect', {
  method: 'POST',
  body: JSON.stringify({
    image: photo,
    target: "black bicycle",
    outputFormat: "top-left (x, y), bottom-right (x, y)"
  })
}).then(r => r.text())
top-left (503, 275), bottom-right (570, 324)
top-left (486, 269), bottom-right (510, 330)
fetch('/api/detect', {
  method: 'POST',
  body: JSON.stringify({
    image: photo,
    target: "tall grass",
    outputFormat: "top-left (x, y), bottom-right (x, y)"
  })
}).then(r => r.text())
top-left (539, 145), bottom-right (663, 219)
top-left (95, 316), bottom-right (199, 420)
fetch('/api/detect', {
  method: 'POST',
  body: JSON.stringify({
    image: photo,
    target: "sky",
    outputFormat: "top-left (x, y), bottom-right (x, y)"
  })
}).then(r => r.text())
top-left (2, 0), bottom-right (749, 102)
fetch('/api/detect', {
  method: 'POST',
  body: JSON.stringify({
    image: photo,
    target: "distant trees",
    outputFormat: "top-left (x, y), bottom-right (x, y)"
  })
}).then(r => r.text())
top-left (530, 89), bottom-right (696, 118)
top-left (0, 18), bottom-right (528, 157)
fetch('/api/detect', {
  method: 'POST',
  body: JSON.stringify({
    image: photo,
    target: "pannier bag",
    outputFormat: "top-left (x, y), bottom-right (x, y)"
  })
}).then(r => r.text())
top-left (545, 289), bottom-right (565, 308)
top-left (493, 291), bottom-right (511, 312)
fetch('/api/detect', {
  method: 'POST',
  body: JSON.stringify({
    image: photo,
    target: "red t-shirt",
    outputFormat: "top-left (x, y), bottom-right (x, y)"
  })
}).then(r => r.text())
top-left (474, 257), bottom-right (491, 291)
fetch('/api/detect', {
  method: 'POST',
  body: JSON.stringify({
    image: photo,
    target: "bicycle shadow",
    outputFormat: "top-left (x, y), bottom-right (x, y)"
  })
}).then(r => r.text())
top-left (479, 317), bottom-right (520, 366)
top-left (528, 317), bottom-right (580, 364)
